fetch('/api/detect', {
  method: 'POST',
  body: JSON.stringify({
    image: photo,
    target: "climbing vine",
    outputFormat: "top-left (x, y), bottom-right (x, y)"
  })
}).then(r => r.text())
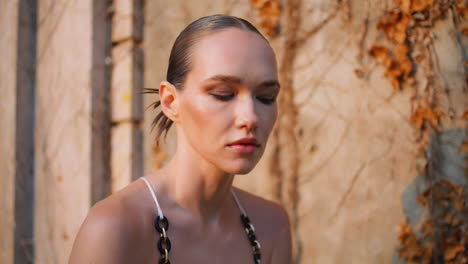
top-left (251, 0), bottom-right (282, 37)
top-left (252, 0), bottom-right (468, 263)
top-left (398, 177), bottom-right (468, 263)
top-left (369, 0), bottom-right (468, 262)
top-left (252, 0), bottom-right (303, 263)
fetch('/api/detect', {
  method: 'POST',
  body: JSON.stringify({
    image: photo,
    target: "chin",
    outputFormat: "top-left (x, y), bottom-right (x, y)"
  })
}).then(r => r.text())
top-left (222, 159), bottom-right (259, 175)
top-left (229, 167), bottom-right (254, 175)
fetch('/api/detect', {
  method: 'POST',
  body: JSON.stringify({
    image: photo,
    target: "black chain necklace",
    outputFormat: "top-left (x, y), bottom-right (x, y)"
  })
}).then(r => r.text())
top-left (153, 213), bottom-right (262, 264)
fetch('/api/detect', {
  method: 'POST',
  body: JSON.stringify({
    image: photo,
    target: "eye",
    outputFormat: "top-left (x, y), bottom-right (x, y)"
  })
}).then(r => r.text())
top-left (210, 93), bottom-right (235, 101)
top-left (256, 95), bottom-right (277, 105)
top-left (208, 85), bottom-right (236, 101)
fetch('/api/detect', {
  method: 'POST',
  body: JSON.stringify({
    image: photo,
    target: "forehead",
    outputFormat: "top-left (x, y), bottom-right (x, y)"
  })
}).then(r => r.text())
top-left (188, 28), bottom-right (278, 83)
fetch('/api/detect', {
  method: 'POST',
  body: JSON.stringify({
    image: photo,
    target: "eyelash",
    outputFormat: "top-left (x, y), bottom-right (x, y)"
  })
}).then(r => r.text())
top-left (210, 94), bottom-right (276, 105)
top-left (257, 96), bottom-right (276, 105)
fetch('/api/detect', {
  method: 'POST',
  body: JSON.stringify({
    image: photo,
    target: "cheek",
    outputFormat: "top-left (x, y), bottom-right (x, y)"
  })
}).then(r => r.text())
top-left (180, 95), bottom-right (229, 140)
top-left (182, 99), bottom-right (210, 126)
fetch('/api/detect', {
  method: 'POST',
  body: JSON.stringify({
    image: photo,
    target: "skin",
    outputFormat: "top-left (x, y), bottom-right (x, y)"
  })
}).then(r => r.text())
top-left (70, 28), bottom-right (292, 264)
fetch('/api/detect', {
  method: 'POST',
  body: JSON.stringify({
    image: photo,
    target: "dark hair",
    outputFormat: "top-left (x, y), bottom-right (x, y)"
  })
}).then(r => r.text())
top-left (145, 14), bottom-right (268, 144)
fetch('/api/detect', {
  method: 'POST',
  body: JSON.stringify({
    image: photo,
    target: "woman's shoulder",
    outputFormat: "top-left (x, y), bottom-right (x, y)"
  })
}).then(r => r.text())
top-left (69, 179), bottom-right (150, 263)
top-left (233, 187), bottom-right (289, 225)
top-left (233, 187), bottom-right (292, 263)
top-left (232, 187), bottom-right (291, 243)
top-left (87, 179), bottom-right (148, 225)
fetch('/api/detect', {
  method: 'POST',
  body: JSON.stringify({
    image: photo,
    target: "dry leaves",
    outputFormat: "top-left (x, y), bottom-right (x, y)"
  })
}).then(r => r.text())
top-left (463, 111), bottom-right (468, 119)
top-left (459, 141), bottom-right (468, 167)
top-left (377, 11), bottom-right (410, 44)
top-left (251, 0), bottom-right (281, 37)
top-left (399, 179), bottom-right (468, 263)
top-left (459, 141), bottom-right (468, 154)
top-left (369, 43), bottom-right (413, 90)
top-left (369, 0), bottom-right (468, 156)
top-left (456, 0), bottom-right (468, 17)
top-left (371, 9), bottom-right (414, 90)
top-left (370, 2), bottom-right (468, 262)
top-left (370, 0), bottom-right (465, 90)
top-left (410, 106), bottom-right (443, 129)
top-left (395, 0), bottom-right (435, 13)
top-left (398, 222), bottom-right (429, 262)
top-left (444, 244), bottom-right (465, 262)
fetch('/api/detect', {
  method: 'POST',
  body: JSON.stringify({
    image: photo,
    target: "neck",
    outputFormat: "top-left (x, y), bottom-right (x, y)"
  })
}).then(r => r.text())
top-left (157, 147), bottom-right (235, 223)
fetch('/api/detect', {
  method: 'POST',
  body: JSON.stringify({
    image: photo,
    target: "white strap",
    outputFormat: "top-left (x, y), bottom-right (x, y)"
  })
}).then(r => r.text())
top-left (231, 189), bottom-right (247, 216)
top-left (140, 177), bottom-right (164, 218)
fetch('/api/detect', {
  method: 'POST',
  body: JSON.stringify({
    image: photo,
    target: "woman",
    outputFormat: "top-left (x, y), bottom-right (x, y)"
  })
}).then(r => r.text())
top-left (70, 14), bottom-right (292, 264)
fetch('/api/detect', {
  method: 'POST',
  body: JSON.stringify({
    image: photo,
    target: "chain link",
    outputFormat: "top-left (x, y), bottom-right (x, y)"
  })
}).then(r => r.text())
top-left (154, 216), bottom-right (171, 264)
top-left (153, 214), bottom-right (261, 263)
top-left (241, 214), bottom-right (262, 264)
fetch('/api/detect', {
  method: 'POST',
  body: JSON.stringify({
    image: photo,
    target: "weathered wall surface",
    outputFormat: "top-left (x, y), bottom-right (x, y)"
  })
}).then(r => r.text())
top-left (0, 2), bottom-right (20, 263)
top-left (35, 0), bottom-right (109, 263)
top-left (144, 0), bottom-right (467, 263)
top-left (1, 1), bottom-right (36, 263)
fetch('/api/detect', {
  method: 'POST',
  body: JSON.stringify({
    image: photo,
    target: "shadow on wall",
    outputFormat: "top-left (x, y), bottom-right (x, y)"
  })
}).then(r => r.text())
top-left (393, 128), bottom-right (468, 264)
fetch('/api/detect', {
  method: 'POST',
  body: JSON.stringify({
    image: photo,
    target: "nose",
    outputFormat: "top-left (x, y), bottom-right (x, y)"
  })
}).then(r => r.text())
top-left (235, 95), bottom-right (258, 132)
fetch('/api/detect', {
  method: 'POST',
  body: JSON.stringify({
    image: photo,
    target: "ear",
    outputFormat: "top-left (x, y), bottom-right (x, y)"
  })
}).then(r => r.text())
top-left (159, 81), bottom-right (180, 122)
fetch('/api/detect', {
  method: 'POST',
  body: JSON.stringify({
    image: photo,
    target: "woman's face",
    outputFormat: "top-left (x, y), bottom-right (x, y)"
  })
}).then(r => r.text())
top-left (176, 28), bottom-right (279, 175)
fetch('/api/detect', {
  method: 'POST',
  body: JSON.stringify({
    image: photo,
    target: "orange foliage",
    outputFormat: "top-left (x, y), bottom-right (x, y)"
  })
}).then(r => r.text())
top-left (398, 222), bottom-right (429, 262)
top-left (369, 43), bottom-right (412, 90)
top-left (371, 8), bottom-right (414, 90)
top-left (395, 0), bottom-right (435, 13)
top-left (444, 244), bottom-right (465, 262)
top-left (370, 0), bottom-right (468, 90)
top-left (370, 1), bottom-right (468, 262)
top-left (251, 0), bottom-right (281, 37)
top-left (398, 179), bottom-right (468, 263)
top-left (377, 11), bottom-right (410, 44)
top-left (459, 141), bottom-right (468, 167)
top-left (410, 106), bottom-right (443, 129)
top-left (455, 0), bottom-right (468, 17)
top-left (459, 141), bottom-right (468, 154)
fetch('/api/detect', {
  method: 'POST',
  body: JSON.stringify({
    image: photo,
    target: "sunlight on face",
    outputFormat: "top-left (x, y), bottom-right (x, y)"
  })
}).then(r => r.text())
top-left (177, 28), bottom-right (279, 174)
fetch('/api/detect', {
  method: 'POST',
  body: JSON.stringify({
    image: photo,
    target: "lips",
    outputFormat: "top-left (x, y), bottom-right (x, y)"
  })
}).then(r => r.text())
top-left (227, 138), bottom-right (260, 154)
top-left (228, 137), bottom-right (260, 147)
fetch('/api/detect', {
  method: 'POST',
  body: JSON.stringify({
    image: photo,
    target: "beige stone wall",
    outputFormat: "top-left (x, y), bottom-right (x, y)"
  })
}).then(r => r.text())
top-left (35, 1), bottom-right (109, 263)
top-left (110, 0), bottom-right (144, 193)
top-left (144, 0), bottom-right (467, 263)
top-left (0, 1), bottom-right (19, 263)
top-left (0, 1), bottom-right (36, 263)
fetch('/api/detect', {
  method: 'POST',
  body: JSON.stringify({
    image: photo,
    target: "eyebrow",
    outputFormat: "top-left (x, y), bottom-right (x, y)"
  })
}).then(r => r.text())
top-left (203, 74), bottom-right (280, 90)
top-left (204, 74), bottom-right (242, 84)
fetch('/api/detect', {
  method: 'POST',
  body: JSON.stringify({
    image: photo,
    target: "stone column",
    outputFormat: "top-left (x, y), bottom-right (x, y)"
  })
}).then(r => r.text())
top-left (0, 0), bottom-right (36, 263)
top-left (110, 0), bottom-right (144, 192)
top-left (35, 0), bottom-right (109, 263)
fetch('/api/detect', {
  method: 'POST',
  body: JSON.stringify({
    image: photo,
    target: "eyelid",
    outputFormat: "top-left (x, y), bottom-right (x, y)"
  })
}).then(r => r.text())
top-left (256, 95), bottom-right (277, 105)
top-left (209, 89), bottom-right (235, 96)
top-left (256, 91), bottom-right (278, 99)
top-left (211, 94), bottom-right (234, 101)
top-left (207, 84), bottom-right (236, 92)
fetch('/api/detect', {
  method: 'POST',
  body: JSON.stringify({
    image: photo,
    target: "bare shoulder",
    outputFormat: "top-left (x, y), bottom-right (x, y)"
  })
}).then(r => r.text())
top-left (69, 180), bottom-right (148, 263)
top-left (233, 188), bottom-right (292, 263)
top-left (233, 187), bottom-right (289, 227)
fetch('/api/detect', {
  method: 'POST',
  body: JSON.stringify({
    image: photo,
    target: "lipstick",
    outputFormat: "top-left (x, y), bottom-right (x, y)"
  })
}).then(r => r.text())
top-left (227, 138), bottom-right (260, 154)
